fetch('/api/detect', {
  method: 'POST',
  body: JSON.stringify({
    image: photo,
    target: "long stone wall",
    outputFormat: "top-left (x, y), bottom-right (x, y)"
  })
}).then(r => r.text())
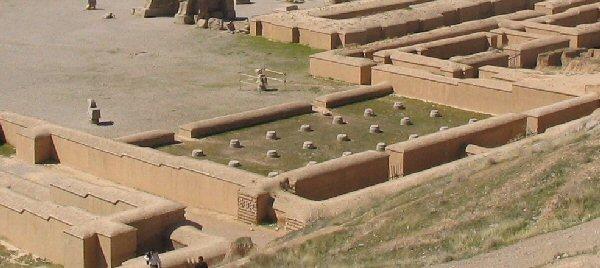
top-left (277, 150), bottom-right (390, 200)
top-left (370, 64), bottom-right (575, 114)
top-left (0, 112), bottom-right (265, 217)
top-left (251, 0), bottom-right (545, 49)
top-left (179, 102), bottom-right (313, 138)
top-left (386, 113), bottom-right (527, 177)
top-left (308, 10), bottom-right (542, 84)
top-left (524, 93), bottom-right (600, 133)
top-left (313, 82), bottom-right (393, 108)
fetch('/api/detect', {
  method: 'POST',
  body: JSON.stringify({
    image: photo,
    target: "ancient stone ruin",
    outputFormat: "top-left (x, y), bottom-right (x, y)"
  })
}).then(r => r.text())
top-left (3, 1), bottom-right (600, 267)
top-left (137, 0), bottom-right (236, 24)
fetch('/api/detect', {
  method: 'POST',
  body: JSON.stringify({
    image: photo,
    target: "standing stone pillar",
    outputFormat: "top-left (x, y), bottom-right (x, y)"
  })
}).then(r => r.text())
top-left (136, 0), bottom-right (180, 18)
top-left (174, 0), bottom-right (199, 24)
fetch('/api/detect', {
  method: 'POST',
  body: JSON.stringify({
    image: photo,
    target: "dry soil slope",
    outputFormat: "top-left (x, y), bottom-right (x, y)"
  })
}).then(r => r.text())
top-left (240, 111), bottom-right (600, 267)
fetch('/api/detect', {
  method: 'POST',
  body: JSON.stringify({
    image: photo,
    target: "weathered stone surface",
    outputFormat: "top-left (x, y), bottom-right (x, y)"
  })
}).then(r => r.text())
top-left (336, 133), bottom-right (349, 142)
top-left (302, 141), bottom-right (316, 149)
top-left (266, 131), bottom-right (277, 140)
top-left (332, 116), bottom-right (345, 125)
top-left (369, 125), bottom-right (381, 133)
top-left (401, 117), bottom-right (412, 126)
top-left (306, 161), bottom-right (317, 166)
top-left (89, 108), bottom-right (101, 125)
top-left (229, 139), bottom-right (242, 148)
top-left (393, 102), bottom-right (405, 110)
top-left (299, 124), bottom-right (312, 132)
top-left (191, 149), bottom-right (205, 157)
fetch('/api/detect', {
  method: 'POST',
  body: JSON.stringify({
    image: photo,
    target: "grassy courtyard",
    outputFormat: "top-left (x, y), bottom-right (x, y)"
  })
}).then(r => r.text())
top-left (159, 95), bottom-right (488, 175)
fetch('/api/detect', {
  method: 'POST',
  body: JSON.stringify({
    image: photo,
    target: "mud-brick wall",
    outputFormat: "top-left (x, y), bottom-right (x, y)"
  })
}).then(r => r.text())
top-left (281, 151), bottom-right (390, 201)
top-left (386, 113), bottom-right (527, 177)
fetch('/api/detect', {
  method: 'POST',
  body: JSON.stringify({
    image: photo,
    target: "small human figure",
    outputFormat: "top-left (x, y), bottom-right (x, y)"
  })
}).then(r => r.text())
top-left (86, 0), bottom-right (97, 10)
top-left (144, 251), bottom-right (162, 268)
top-left (194, 256), bottom-right (208, 268)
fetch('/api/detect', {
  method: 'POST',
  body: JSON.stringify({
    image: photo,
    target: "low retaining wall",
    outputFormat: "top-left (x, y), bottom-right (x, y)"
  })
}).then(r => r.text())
top-left (0, 112), bottom-right (265, 217)
top-left (309, 51), bottom-right (377, 85)
top-left (0, 112), bottom-right (45, 145)
top-left (524, 93), bottom-right (600, 133)
top-left (313, 82), bottom-right (393, 108)
top-left (178, 102), bottom-right (313, 138)
top-left (115, 130), bottom-right (176, 148)
top-left (371, 64), bottom-right (575, 114)
top-left (386, 113), bottom-right (527, 177)
top-left (278, 151), bottom-right (389, 201)
top-left (0, 188), bottom-right (138, 267)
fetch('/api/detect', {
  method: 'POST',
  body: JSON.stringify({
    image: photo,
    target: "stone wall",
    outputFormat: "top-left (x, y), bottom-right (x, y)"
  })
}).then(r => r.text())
top-left (385, 113), bottom-right (527, 177)
top-left (115, 130), bottom-right (176, 148)
top-left (252, 0), bottom-right (543, 49)
top-left (308, 10), bottom-right (542, 84)
top-left (278, 151), bottom-right (390, 200)
top-left (313, 82), bottom-right (393, 108)
top-left (0, 112), bottom-right (265, 217)
top-left (179, 102), bottom-right (313, 138)
top-left (524, 93), bottom-right (600, 133)
top-left (371, 64), bottom-right (575, 114)
top-left (0, 188), bottom-right (138, 267)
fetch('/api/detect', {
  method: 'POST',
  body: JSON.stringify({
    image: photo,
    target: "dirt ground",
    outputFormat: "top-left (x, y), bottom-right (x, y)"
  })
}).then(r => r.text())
top-left (0, 0), bottom-right (345, 138)
top-left (437, 218), bottom-right (600, 268)
top-left (235, 0), bottom-right (328, 18)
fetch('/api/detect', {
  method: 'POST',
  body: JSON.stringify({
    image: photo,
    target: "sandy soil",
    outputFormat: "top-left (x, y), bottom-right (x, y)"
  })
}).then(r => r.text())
top-left (0, 0), bottom-right (343, 138)
top-left (235, 0), bottom-right (329, 18)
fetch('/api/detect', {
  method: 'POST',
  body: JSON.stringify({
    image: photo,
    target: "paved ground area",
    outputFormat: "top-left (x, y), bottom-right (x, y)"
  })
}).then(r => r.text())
top-left (0, 0), bottom-right (345, 138)
top-left (236, 0), bottom-right (328, 18)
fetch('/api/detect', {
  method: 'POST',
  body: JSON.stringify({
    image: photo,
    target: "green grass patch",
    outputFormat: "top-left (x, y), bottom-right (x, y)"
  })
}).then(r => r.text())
top-left (235, 35), bottom-right (323, 60)
top-left (0, 143), bottom-right (15, 157)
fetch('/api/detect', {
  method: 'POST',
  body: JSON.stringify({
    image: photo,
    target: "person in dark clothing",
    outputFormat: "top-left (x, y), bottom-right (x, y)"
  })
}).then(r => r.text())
top-left (195, 256), bottom-right (208, 268)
